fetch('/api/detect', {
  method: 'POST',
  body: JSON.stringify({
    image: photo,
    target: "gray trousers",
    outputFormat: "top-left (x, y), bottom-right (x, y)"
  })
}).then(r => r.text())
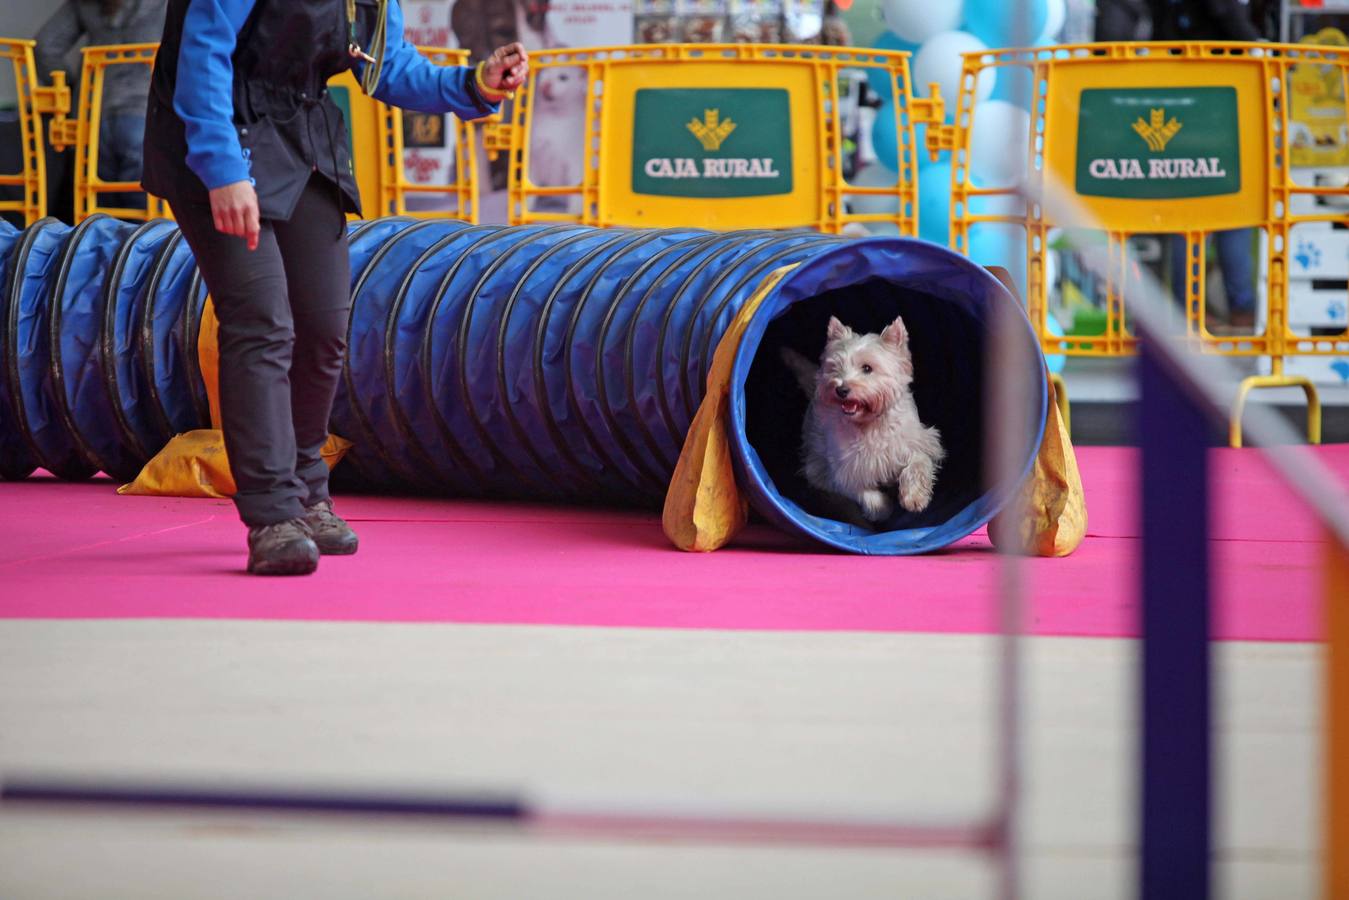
top-left (172, 175), bottom-right (351, 527)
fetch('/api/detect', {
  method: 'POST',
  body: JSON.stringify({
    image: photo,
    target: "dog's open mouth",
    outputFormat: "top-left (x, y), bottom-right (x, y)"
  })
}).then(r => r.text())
top-left (839, 398), bottom-right (864, 417)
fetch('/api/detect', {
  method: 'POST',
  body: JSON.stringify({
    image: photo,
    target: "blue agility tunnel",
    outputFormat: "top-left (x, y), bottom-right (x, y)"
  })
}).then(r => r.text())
top-left (0, 215), bottom-right (1046, 555)
top-left (0, 217), bottom-right (208, 482)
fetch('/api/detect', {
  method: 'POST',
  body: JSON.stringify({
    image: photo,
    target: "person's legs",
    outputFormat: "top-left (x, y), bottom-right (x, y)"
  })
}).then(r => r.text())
top-left (172, 199), bottom-right (309, 528)
top-left (1169, 233), bottom-right (1189, 306)
top-left (97, 113), bottom-right (147, 211)
top-left (1214, 227), bottom-right (1257, 325)
top-left (271, 176), bottom-right (359, 555)
top-left (271, 176), bottom-right (351, 510)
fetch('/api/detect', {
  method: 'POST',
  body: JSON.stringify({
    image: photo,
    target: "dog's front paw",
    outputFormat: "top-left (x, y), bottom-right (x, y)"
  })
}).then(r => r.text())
top-left (858, 489), bottom-right (894, 523)
top-left (898, 457), bottom-right (936, 512)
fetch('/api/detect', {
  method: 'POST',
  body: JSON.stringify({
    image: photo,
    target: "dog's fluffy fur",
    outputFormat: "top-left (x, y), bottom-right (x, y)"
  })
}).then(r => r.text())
top-left (781, 316), bottom-right (945, 523)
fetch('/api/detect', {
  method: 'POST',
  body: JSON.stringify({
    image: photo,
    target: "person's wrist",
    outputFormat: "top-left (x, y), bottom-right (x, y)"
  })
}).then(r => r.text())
top-left (475, 61), bottom-right (512, 101)
top-left (204, 164), bottom-right (253, 192)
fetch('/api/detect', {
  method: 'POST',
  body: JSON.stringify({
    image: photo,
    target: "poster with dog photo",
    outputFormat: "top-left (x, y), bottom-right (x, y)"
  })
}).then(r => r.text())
top-left (393, 0), bottom-right (632, 221)
top-left (677, 0), bottom-right (727, 42)
top-left (635, 0), bottom-right (678, 43)
top-left (728, 0), bottom-right (783, 43)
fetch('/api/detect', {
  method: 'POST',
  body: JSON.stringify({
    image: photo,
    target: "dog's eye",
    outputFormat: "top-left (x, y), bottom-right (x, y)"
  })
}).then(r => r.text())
top-left (861, 364), bottom-right (872, 374)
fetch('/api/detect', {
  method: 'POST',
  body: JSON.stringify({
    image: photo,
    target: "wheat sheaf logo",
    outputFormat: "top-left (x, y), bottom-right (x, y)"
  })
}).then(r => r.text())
top-left (1132, 108), bottom-right (1183, 152)
top-left (687, 109), bottom-right (736, 151)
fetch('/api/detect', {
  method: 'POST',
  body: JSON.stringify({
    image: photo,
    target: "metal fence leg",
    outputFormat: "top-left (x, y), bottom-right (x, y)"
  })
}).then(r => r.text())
top-left (1139, 343), bottom-right (1211, 900)
top-left (1328, 535), bottom-right (1349, 900)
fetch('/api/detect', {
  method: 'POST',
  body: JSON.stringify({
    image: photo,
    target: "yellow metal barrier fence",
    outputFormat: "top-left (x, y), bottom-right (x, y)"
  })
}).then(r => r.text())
top-left (50, 43), bottom-right (477, 224)
top-left (941, 41), bottom-right (1349, 445)
top-left (0, 38), bottom-right (68, 225)
top-left (491, 43), bottom-right (943, 233)
top-left (329, 46), bottom-right (478, 221)
top-left (59, 43), bottom-right (167, 222)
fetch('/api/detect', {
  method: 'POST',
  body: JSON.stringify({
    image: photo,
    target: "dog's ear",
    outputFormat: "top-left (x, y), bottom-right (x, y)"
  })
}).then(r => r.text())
top-left (826, 316), bottom-right (854, 342)
top-left (881, 315), bottom-right (909, 349)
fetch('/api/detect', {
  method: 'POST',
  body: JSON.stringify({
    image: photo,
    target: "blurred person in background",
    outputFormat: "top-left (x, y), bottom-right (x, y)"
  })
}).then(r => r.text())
top-left (36, 1), bottom-right (168, 209)
top-left (1249, 0), bottom-right (1281, 40)
top-left (1094, 0), bottom-right (1150, 40)
top-left (1148, 0), bottom-right (1266, 330)
top-left (1147, 0), bottom-right (1263, 41)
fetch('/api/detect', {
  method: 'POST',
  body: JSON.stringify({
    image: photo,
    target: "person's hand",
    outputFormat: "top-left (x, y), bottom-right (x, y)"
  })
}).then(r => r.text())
top-left (482, 42), bottom-right (529, 93)
top-left (209, 180), bottom-right (260, 251)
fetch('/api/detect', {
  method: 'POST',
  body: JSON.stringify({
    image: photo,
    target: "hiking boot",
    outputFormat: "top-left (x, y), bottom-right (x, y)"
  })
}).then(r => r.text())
top-left (303, 499), bottom-right (359, 555)
top-left (247, 518), bottom-right (319, 576)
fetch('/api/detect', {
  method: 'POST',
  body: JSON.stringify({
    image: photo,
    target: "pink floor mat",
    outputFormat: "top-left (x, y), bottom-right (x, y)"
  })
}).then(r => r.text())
top-left (1, 446), bottom-right (1344, 641)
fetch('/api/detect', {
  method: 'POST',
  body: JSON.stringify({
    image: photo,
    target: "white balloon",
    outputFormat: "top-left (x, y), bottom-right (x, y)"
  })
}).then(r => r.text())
top-left (1038, 0), bottom-right (1066, 43)
top-left (969, 99), bottom-right (1031, 186)
top-left (913, 31), bottom-right (994, 107)
top-left (882, 0), bottom-right (964, 44)
top-left (849, 164), bottom-right (901, 216)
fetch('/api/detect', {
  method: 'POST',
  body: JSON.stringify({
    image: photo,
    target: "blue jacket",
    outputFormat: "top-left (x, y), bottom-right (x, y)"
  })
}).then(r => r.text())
top-left (143, 0), bottom-right (498, 219)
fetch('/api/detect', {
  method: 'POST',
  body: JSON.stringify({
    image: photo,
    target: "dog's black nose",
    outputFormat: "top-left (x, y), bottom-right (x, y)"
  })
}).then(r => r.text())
top-left (835, 385), bottom-right (850, 399)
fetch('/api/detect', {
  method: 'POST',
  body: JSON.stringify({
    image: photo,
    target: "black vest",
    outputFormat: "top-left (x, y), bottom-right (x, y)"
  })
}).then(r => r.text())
top-left (143, 0), bottom-right (383, 220)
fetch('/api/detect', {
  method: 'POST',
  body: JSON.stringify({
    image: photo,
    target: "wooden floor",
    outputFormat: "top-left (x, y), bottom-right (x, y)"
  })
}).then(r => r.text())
top-left (0, 622), bottom-right (1320, 898)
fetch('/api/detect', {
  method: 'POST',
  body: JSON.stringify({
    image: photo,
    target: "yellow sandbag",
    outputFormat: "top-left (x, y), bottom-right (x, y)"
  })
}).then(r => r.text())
top-left (663, 264), bottom-right (798, 553)
top-left (118, 429), bottom-right (234, 498)
top-left (118, 430), bottom-right (353, 499)
top-left (988, 375), bottom-right (1088, 557)
top-left (119, 294), bottom-right (354, 499)
top-left (198, 294), bottom-right (222, 428)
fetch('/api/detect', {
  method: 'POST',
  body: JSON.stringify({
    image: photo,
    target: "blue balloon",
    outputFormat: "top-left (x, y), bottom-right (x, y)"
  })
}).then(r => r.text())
top-left (914, 123), bottom-right (948, 170)
top-left (991, 38), bottom-right (1061, 108)
top-left (988, 66), bottom-right (1033, 109)
top-left (918, 162), bottom-right (953, 246)
top-left (963, 0), bottom-right (1048, 47)
top-left (874, 107), bottom-right (947, 174)
top-left (872, 100), bottom-right (905, 173)
top-left (966, 224), bottom-right (1027, 297)
top-left (865, 31), bottom-right (919, 103)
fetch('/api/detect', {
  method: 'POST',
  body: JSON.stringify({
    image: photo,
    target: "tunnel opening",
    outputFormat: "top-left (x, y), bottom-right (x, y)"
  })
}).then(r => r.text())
top-left (730, 241), bottom-right (1046, 555)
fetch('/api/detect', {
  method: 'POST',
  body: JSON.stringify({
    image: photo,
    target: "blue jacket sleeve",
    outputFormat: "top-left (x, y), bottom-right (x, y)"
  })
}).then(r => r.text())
top-left (174, 0), bottom-right (257, 190)
top-left (363, 0), bottom-right (500, 120)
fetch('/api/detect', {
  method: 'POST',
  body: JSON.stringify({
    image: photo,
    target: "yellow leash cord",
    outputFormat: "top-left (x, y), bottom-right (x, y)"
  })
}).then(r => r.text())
top-left (345, 0), bottom-right (387, 95)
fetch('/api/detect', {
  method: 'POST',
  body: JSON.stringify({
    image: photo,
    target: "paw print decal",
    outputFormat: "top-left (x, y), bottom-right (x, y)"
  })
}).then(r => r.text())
top-left (1294, 238), bottom-right (1323, 271)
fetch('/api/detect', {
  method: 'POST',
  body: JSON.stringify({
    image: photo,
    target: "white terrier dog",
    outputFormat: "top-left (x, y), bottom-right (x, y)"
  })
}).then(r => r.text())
top-left (781, 315), bottom-right (945, 523)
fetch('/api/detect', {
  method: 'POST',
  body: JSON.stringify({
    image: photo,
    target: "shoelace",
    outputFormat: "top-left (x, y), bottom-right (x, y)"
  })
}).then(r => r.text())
top-left (256, 518), bottom-right (312, 540)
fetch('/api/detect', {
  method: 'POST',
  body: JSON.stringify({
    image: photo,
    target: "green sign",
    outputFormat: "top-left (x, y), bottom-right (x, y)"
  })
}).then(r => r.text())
top-left (632, 88), bottom-right (793, 198)
top-left (1075, 87), bottom-right (1241, 199)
